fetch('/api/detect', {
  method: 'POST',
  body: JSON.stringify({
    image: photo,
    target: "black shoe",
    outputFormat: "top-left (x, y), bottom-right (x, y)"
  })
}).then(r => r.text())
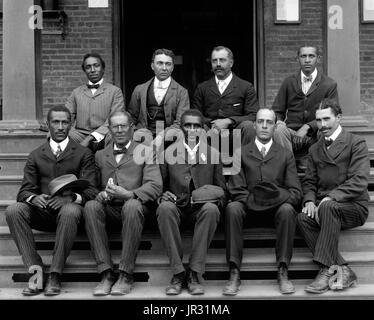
top-left (165, 271), bottom-right (185, 295)
top-left (277, 264), bottom-right (295, 294)
top-left (111, 271), bottom-right (134, 296)
top-left (223, 267), bottom-right (241, 296)
top-left (44, 272), bottom-right (61, 296)
top-left (186, 270), bottom-right (204, 295)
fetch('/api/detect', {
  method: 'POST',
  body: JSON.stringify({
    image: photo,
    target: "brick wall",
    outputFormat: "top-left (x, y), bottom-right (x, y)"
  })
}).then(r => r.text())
top-left (360, 22), bottom-right (374, 119)
top-left (263, 0), bottom-right (324, 107)
top-left (42, 0), bottom-right (113, 118)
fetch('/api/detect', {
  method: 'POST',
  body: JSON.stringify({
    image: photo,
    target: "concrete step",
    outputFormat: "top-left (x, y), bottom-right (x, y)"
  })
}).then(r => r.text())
top-left (1, 280), bottom-right (374, 300)
top-left (1, 222), bottom-right (374, 255)
top-left (0, 153), bottom-right (28, 175)
top-left (0, 175), bottom-right (23, 200)
top-left (346, 127), bottom-right (374, 148)
top-left (1, 249), bottom-right (374, 286)
top-left (0, 200), bottom-right (15, 226)
top-left (0, 132), bottom-right (47, 153)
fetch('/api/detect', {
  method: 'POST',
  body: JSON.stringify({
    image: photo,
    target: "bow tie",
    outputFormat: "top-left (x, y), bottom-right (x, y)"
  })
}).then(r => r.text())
top-left (325, 138), bottom-right (333, 147)
top-left (87, 83), bottom-right (100, 89)
top-left (303, 75), bottom-right (313, 83)
top-left (113, 148), bottom-right (127, 155)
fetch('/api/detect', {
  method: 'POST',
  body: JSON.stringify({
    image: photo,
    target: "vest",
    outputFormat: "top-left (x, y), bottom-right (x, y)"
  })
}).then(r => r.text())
top-left (146, 81), bottom-right (166, 135)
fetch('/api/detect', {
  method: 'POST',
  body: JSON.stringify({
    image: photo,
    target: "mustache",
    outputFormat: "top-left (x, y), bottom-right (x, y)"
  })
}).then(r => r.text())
top-left (319, 127), bottom-right (331, 131)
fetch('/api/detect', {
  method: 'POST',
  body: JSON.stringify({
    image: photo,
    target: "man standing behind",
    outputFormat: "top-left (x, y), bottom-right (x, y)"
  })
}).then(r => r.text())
top-left (157, 109), bottom-right (227, 296)
top-left (297, 99), bottom-right (369, 294)
top-left (83, 111), bottom-right (162, 296)
top-left (5, 105), bottom-right (97, 296)
top-left (192, 46), bottom-right (258, 144)
top-left (66, 53), bottom-right (125, 150)
top-left (224, 108), bottom-right (302, 296)
top-left (272, 46), bottom-right (339, 152)
top-left (127, 48), bottom-right (190, 146)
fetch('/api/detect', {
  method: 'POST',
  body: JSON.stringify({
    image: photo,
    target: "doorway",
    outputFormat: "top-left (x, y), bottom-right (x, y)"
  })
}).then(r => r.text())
top-left (120, 0), bottom-right (256, 105)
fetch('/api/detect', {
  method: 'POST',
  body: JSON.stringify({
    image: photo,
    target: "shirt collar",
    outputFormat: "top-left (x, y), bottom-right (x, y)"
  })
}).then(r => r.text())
top-left (50, 137), bottom-right (69, 152)
top-left (183, 140), bottom-right (200, 153)
top-left (326, 125), bottom-right (342, 142)
top-left (154, 76), bottom-right (171, 89)
top-left (301, 68), bottom-right (317, 82)
top-left (215, 72), bottom-right (233, 85)
top-left (88, 78), bottom-right (104, 86)
top-left (114, 140), bottom-right (131, 150)
top-left (255, 137), bottom-right (273, 153)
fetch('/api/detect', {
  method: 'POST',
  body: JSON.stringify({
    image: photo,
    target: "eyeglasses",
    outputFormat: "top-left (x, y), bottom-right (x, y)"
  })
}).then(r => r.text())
top-left (110, 123), bottom-right (132, 132)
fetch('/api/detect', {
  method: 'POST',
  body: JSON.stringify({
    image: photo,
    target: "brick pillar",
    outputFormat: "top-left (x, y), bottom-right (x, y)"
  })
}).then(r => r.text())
top-left (326, 0), bottom-right (368, 126)
top-left (0, 0), bottom-right (42, 131)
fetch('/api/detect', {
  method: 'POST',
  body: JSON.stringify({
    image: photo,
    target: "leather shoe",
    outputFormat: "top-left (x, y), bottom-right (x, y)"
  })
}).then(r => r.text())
top-left (93, 270), bottom-right (116, 296)
top-left (44, 272), bottom-right (61, 296)
top-left (22, 286), bottom-right (43, 296)
top-left (111, 271), bottom-right (134, 296)
top-left (186, 270), bottom-right (204, 295)
top-left (305, 266), bottom-right (331, 294)
top-left (277, 264), bottom-right (295, 294)
top-left (223, 267), bottom-right (241, 296)
top-left (342, 265), bottom-right (358, 289)
top-left (165, 271), bottom-right (185, 295)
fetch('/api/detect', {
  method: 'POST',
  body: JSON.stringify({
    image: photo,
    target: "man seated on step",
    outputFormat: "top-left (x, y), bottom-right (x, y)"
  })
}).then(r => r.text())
top-left (297, 99), bottom-right (369, 294)
top-left (156, 109), bottom-right (227, 296)
top-left (66, 52), bottom-right (125, 152)
top-left (5, 105), bottom-right (97, 296)
top-left (83, 110), bottom-right (162, 296)
top-left (127, 48), bottom-right (190, 151)
top-left (223, 107), bottom-right (302, 296)
top-left (272, 45), bottom-right (339, 156)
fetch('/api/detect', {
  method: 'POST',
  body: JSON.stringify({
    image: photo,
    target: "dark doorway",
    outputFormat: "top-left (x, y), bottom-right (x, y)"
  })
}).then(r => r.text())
top-left (121, 0), bottom-right (255, 105)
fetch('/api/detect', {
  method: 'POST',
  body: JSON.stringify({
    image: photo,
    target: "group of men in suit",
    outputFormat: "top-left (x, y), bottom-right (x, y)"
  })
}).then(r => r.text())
top-left (5, 44), bottom-right (370, 297)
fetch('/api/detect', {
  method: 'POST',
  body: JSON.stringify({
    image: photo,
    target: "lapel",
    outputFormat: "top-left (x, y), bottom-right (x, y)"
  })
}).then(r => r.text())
top-left (82, 80), bottom-right (107, 99)
top-left (163, 78), bottom-right (177, 125)
top-left (117, 141), bottom-right (136, 166)
top-left (56, 139), bottom-right (77, 162)
top-left (207, 77), bottom-right (221, 97)
top-left (325, 129), bottom-right (348, 161)
top-left (220, 73), bottom-right (236, 98)
top-left (263, 141), bottom-right (279, 162)
top-left (316, 138), bottom-right (336, 165)
top-left (40, 140), bottom-right (57, 162)
top-left (248, 140), bottom-right (264, 162)
top-left (140, 79), bottom-right (154, 126)
top-left (102, 143), bottom-right (118, 168)
top-left (306, 68), bottom-right (322, 96)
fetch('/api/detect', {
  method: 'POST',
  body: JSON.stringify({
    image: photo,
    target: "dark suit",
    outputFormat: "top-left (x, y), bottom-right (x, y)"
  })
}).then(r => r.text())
top-left (83, 141), bottom-right (162, 274)
top-left (296, 129), bottom-right (369, 267)
top-left (65, 81), bottom-right (125, 142)
top-left (272, 69), bottom-right (338, 150)
top-left (127, 77), bottom-right (190, 132)
top-left (156, 140), bottom-right (227, 275)
top-left (226, 140), bottom-right (302, 268)
top-left (5, 139), bottom-right (97, 273)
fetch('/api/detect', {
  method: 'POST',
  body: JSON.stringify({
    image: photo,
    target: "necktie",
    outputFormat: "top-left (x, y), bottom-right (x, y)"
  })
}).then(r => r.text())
top-left (218, 80), bottom-right (225, 94)
top-left (260, 145), bottom-right (267, 158)
top-left (113, 148), bottom-right (127, 155)
top-left (87, 83), bottom-right (100, 89)
top-left (55, 145), bottom-right (62, 158)
top-left (303, 75), bottom-right (313, 83)
top-left (325, 139), bottom-right (333, 147)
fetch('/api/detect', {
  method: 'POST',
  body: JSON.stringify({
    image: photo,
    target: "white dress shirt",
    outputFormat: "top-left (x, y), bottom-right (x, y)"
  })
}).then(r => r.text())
top-left (255, 137), bottom-right (273, 157)
top-left (215, 72), bottom-right (233, 94)
top-left (114, 141), bottom-right (131, 163)
top-left (325, 125), bottom-right (342, 149)
top-left (154, 76), bottom-right (171, 105)
top-left (301, 68), bottom-right (317, 95)
top-left (183, 140), bottom-right (200, 161)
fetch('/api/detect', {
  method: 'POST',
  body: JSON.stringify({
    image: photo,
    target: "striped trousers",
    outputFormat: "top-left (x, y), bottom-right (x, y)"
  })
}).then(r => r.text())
top-left (296, 200), bottom-right (368, 267)
top-left (83, 199), bottom-right (149, 274)
top-left (5, 202), bottom-right (82, 274)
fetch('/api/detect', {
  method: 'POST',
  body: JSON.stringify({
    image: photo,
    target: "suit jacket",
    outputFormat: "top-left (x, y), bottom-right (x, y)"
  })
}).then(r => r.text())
top-left (228, 140), bottom-right (302, 209)
top-left (17, 139), bottom-right (98, 204)
top-left (303, 129), bottom-right (369, 207)
top-left (192, 73), bottom-right (259, 127)
top-left (272, 68), bottom-right (338, 134)
top-left (160, 140), bottom-right (228, 208)
top-left (127, 77), bottom-right (190, 131)
top-left (95, 141), bottom-right (162, 203)
top-left (66, 81), bottom-right (125, 136)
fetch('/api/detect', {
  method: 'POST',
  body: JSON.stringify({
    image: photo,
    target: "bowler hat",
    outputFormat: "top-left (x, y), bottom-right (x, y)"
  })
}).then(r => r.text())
top-left (191, 184), bottom-right (225, 205)
top-left (48, 174), bottom-right (89, 196)
top-left (247, 181), bottom-right (289, 212)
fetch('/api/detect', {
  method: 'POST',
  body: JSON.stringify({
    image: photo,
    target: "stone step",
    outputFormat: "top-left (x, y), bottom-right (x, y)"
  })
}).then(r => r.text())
top-left (0, 132), bottom-right (47, 153)
top-left (1, 249), bottom-right (374, 287)
top-left (0, 153), bottom-right (28, 175)
top-left (0, 200), bottom-right (15, 226)
top-left (0, 175), bottom-right (23, 200)
top-left (346, 127), bottom-right (374, 149)
top-left (1, 280), bottom-right (374, 300)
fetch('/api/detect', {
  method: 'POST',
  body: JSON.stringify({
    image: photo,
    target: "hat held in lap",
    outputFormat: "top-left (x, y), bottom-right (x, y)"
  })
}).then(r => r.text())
top-left (247, 181), bottom-right (289, 212)
top-left (191, 184), bottom-right (225, 205)
top-left (48, 174), bottom-right (89, 196)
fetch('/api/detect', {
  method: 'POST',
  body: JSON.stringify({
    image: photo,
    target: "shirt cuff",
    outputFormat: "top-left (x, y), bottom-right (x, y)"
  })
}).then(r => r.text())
top-left (26, 195), bottom-right (36, 204)
top-left (74, 193), bottom-right (82, 204)
top-left (91, 132), bottom-right (104, 142)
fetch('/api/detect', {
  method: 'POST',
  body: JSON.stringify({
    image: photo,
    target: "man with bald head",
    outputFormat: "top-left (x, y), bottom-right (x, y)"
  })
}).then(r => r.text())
top-left (223, 107), bottom-right (302, 296)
